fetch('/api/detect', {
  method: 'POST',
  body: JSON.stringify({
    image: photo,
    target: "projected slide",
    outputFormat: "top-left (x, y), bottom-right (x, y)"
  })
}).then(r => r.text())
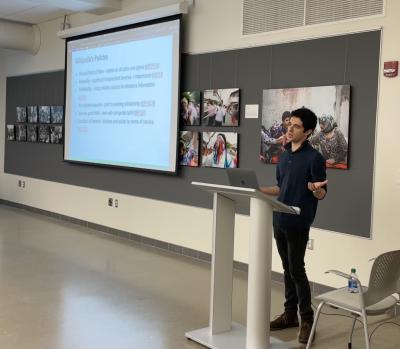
top-left (64, 17), bottom-right (180, 173)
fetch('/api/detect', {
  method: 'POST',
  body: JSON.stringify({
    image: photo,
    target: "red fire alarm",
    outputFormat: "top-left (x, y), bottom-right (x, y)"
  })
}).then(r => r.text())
top-left (383, 61), bottom-right (398, 77)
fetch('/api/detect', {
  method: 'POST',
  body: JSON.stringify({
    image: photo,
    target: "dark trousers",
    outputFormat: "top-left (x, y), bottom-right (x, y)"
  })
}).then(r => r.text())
top-left (273, 225), bottom-right (314, 321)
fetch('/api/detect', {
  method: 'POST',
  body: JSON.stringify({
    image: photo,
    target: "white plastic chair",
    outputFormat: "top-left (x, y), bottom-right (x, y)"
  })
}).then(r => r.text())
top-left (306, 250), bottom-right (400, 349)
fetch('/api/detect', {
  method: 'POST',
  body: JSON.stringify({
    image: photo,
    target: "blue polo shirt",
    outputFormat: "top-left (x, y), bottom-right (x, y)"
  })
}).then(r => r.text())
top-left (273, 140), bottom-right (327, 229)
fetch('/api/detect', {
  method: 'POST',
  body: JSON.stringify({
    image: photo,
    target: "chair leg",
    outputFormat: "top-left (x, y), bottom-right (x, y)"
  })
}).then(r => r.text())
top-left (305, 301), bottom-right (324, 349)
top-left (361, 310), bottom-right (370, 349)
top-left (348, 315), bottom-right (357, 349)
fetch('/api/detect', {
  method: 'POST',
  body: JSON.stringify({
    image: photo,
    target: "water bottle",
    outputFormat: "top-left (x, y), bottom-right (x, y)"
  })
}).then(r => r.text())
top-left (348, 268), bottom-right (358, 293)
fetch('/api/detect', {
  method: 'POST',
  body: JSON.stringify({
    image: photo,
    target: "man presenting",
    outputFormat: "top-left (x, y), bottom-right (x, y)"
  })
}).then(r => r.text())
top-left (260, 107), bottom-right (327, 344)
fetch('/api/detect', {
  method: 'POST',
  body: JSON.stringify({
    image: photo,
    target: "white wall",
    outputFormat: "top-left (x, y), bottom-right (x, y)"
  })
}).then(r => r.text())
top-left (1, 0), bottom-right (399, 288)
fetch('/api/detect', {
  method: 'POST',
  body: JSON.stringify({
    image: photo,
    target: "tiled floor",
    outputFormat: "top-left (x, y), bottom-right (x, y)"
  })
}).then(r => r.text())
top-left (0, 204), bottom-right (398, 349)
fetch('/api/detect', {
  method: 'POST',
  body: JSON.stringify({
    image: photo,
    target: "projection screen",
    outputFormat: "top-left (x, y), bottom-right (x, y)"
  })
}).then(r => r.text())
top-left (64, 15), bottom-right (181, 173)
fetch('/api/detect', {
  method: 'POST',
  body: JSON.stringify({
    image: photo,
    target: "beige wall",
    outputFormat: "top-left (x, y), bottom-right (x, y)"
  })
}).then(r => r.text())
top-left (1, 0), bottom-right (399, 288)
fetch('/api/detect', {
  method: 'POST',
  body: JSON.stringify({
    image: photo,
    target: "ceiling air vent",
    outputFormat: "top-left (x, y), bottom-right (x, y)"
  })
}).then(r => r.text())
top-left (243, 0), bottom-right (305, 35)
top-left (242, 0), bottom-right (384, 35)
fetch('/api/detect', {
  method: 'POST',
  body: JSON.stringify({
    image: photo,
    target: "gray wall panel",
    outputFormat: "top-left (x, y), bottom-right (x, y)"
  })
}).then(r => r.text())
top-left (197, 53), bottom-right (212, 90)
top-left (236, 46), bottom-right (273, 174)
top-left (4, 31), bottom-right (380, 237)
top-left (271, 35), bottom-right (347, 87)
top-left (181, 54), bottom-right (198, 91)
top-left (209, 50), bottom-right (237, 88)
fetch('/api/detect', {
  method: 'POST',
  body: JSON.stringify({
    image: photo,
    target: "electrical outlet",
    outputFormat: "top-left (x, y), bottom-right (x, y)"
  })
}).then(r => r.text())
top-left (22, 181), bottom-right (26, 188)
top-left (114, 199), bottom-right (118, 208)
top-left (307, 239), bottom-right (314, 250)
top-left (18, 180), bottom-right (22, 187)
top-left (108, 198), bottom-right (113, 207)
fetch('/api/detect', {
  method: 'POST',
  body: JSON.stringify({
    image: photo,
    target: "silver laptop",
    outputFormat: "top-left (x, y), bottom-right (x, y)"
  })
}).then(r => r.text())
top-left (226, 169), bottom-right (259, 189)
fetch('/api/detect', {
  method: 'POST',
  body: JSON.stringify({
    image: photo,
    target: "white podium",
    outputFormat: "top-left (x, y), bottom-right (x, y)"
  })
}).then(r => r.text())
top-left (185, 182), bottom-right (300, 349)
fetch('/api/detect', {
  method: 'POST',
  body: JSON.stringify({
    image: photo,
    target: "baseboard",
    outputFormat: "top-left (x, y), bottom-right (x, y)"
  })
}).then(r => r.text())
top-left (0, 199), bottom-right (336, 296)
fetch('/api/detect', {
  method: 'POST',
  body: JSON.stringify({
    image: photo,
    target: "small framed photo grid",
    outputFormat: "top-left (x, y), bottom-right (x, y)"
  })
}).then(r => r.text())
top-left (9, 105), bottom-right (64, 144)
top-left (179, 88), bottom-right (240, 169)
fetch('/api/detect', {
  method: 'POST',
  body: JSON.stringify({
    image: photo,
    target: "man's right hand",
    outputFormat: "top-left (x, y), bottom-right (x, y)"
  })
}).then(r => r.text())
top-left (259, 185), bottom-right (280, 196)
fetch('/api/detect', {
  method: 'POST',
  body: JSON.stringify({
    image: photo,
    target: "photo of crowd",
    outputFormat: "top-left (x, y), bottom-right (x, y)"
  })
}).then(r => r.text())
top-left (27, 125), bottom-right (38, 142)
top-left (50, 125), bottom-right (63, 144)
top-left (27, 106), bottom-right (38, 123)
top-left (38, 125), bottom-right (50, 143)
top-left (201, 132), bottom-right (238, 168)
top-left (51, 106), bottom-right (64, 124)
top-left (180, 91), bottom-right (200, 126)
top-left (16, 106), bottom-right (27, 123)
top-left (7, 125), bottom-right (15, 141)
top-left (39, 106), bottom-right (51, 123)
top-left (179, 131), bottom-right (199, 167)
top-left (16, 125), bottom-right (27, 142)
top-left (202, 88), bottom-right (239, 127)
top-left (261, 85), bottom-right (350, 169)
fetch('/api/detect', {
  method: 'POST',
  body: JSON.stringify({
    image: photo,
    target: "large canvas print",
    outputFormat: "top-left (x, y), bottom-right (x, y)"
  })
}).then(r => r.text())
top-left (202, 88), bottom-right (239, 126)
top-left (179, 131), bottom-right (199, 167)
top-left (180, 92), bottom-right (200, 126)
top-left (201, 132), bottom-right (238, 168)
top-left (261, 85), bottom-right (350, 169)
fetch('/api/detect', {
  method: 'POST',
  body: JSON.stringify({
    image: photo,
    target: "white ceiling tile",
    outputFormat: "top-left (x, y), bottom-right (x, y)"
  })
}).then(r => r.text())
top-left (0, 1), bottom-right (37, 16)
top-left (4, 5), bottom-right (72, 24)
top-left (0, 0), bottom-right (122, 23)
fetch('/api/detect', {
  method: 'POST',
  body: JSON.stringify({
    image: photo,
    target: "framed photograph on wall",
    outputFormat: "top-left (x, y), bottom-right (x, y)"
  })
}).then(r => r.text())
top-left (202, 88), bottom-right (239, 126)
top-left (16, 125), bottom-right (27, 142)
top-left (50, 125), bottom-right (63, 144)
top-left (38, 125), bottom-right (50, 143)
top-left (261, 85), bottom-right (350, 169)
top-left (27, 125), bottom-right (38, 142)
top-left (51, 106), bottom-right (64, 123)
top-left (38, 106), bottom-right (51, 123)
top-left (27, 106), bottom-right (38, 123)
top-left (179, 131), bottom-right (199, 167)
top-left (201, 132), bottom-right (238, 168)
top-left (16, 106), bottom-right (27, 123)
top-left (180, 91), bottom-right (200, 126)
top-left (7, 124), bottom-right (15, 141)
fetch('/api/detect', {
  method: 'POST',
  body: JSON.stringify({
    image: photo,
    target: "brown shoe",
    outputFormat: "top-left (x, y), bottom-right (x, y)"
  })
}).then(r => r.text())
top-left (270, 312), bottom-right (299, 331)
top-left (298, 321), bottom-right (315, 344)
